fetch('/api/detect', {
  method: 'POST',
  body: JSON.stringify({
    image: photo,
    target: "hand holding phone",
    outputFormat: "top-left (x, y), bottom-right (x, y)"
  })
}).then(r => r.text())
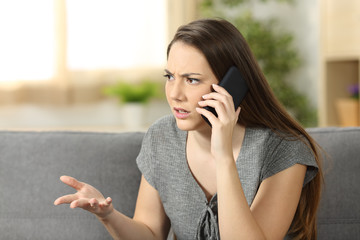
top-left (201, 66), bottom-right (249, 126)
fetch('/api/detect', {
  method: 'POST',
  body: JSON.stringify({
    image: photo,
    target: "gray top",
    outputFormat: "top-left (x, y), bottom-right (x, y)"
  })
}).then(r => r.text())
top-left (136, 115), bottom-right (318, 240)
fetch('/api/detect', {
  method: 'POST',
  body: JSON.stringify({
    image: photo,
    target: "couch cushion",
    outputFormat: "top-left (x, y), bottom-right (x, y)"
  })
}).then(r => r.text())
top-left (0, 131), bottom-right (144, 240)
top-left (307, 127), bottom-right (360, 240)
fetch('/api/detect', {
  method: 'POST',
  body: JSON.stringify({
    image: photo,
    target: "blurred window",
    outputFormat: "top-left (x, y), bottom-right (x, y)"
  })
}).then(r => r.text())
top-left (0, 0), bottom-right (167, 82)
top-left (66, 0), bottom-right (167, 70)
top-left (0, 0), bottom-right (55, 82)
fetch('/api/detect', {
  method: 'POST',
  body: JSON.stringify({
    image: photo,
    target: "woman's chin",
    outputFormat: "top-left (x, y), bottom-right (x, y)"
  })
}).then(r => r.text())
top-left (175, 119), bottom-right (193, 131)
top-left (175, 117), bottom-right (209, 131)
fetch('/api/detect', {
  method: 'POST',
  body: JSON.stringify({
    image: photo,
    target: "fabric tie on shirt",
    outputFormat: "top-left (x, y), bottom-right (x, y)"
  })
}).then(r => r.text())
top-left (195, 200), bottom-right (220, 240)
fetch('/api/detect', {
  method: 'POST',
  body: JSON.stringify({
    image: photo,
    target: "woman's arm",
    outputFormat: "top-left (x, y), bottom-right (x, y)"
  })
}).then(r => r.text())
top-left (54, 175), bottom-right (170, 240)
top-left (216, 161), bottom-right (306, 240)
top-left (198, 84), bottom-right (307, 239)
top-left (98, 176), bottom-right (170, 240)
top-left (133, 175), bottom-right (171, 239)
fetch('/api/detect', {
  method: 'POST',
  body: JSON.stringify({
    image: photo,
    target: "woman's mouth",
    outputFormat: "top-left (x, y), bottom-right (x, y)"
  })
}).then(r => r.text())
top-left (174, 107), bottom-right (190, 119)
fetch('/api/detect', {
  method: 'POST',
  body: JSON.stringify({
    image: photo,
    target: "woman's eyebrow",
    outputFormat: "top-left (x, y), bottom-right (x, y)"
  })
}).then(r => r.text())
top-left (164, 69), bottom-right (202, 77)
top-left (164, 69), bottom-right (173, 75)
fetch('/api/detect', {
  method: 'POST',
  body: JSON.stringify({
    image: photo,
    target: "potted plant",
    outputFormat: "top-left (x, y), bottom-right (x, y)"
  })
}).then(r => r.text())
top-left (103, 80), bottom-right (162, 128)
top-left (336, 83), bottom-right (359, 126)
top-left (348, 84), bottom-right (360, 100)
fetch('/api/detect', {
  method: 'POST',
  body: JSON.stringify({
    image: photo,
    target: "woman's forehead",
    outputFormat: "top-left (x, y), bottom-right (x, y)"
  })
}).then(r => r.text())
top-left (166, 42), bottom-right (210, 72)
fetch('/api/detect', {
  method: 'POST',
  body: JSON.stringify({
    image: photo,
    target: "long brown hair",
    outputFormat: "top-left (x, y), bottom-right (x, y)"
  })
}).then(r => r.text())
top-left (167, 18), bottom-right (323, 239)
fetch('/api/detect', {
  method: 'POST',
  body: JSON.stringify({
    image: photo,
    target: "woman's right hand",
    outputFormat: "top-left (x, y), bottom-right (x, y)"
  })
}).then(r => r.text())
top-left (54, 176), bottom-right (114, 219)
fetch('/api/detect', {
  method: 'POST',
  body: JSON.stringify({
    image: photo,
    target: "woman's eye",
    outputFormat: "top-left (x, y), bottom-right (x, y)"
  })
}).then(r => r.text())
top-left (163, 74), bottom-right (174, 81)
top-left (187, 78), bottom-right (200, 84)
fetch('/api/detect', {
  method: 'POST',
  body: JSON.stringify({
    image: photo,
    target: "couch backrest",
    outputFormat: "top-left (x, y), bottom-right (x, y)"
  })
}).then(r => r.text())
top-left (0, 131), bottom-right (144, 240)
top-left (308, 127), bottom-right (360, 240)
top-left (1, 127), bottom-right (359, 240)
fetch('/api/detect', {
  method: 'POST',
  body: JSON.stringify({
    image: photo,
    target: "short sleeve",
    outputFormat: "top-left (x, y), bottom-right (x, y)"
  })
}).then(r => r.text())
top-left (261, 134), bottom-right (318, 186)
top-left (136, 115), bottom-right (186, 192)
top-left (136, 127), bottom-right (158, 190)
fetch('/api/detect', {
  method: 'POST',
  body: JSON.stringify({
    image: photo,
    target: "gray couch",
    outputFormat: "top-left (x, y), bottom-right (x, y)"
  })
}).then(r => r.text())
top-left (0, 127), bottom-right (359, 239)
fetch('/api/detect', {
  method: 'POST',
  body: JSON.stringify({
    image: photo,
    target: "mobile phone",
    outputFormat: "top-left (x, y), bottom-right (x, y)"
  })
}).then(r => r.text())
top-left (201, 66), bottom-right (249, 126)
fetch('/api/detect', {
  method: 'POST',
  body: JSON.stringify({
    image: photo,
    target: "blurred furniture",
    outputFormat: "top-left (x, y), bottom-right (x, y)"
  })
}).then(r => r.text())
top-left (0, 131), bottom-right (143, 240)
top-left (309, 127), bottom-right (360, 239)
top-left (320, 0), bottom-right (360, 126)
top-left (0, 127), bottom-right (359, 239)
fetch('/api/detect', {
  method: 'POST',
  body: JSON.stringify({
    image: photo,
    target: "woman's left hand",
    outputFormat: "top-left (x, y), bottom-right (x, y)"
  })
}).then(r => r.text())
top-left (196, 84), bottom-right (241, 162)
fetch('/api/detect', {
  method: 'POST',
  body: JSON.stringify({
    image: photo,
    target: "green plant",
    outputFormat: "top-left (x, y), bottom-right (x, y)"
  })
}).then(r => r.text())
top-left (199, 0), bottom-right (317, 127)
top-left (103, 80), bottom-right (162, 104)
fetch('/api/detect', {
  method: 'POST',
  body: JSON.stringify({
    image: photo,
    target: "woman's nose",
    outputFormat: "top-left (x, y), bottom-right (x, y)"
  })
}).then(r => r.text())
top-left (169, 79), bottom-right (185, 101)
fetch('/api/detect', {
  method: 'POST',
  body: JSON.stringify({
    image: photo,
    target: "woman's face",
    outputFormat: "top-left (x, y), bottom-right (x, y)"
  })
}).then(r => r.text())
top-left (165, 41), bottom-right (218, 131)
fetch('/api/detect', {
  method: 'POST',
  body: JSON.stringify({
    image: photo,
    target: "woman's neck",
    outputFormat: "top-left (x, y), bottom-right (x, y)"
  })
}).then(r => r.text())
top-left (188, 127), bottom-right (212, 152)
top-left (188, 124), bottom-right (245, 154)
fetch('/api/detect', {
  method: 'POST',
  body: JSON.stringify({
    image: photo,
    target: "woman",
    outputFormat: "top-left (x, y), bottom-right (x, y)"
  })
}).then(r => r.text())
top-left (54, 18), bottom-right (322, 240)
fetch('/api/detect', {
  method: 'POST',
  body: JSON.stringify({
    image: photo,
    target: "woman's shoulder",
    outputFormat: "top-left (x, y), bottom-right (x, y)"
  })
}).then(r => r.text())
top-left (149, 115), bottom-right (176, 130)
top-left (145, 115), bottom-right (185, 141)
top-left (247, 127), bottom-right (318, 184)
top-left (245, 127), bottom-right (311, 152)
top-left (147, 115), bottom-right (177, 134)
top-left (244, 127), bottom-right (273, 145)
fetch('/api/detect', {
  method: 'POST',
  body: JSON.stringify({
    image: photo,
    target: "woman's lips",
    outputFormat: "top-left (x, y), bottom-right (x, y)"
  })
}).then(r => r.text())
top-left (174, 107), bottom-right (190, 119)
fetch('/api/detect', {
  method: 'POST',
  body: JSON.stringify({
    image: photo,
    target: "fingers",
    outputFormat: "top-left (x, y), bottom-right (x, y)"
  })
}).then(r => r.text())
top-left (60, 176), bottom-right (84, 191)
top-left (54, 194), bottom-right (78, 205)
top-left (104, 197), bottom-right (112, 206)
top-left (55, 176), bottom-right (85, 206)
top-left (198, 99), bottom-right (227, 113)
top-left (198, 84), bottom-right (241, 127)
top-left (89, 198), bottom-right (111, 208)
top-left (70, 197), bottom-right (112, 211)
top-left (70, 198), bottom-right (91, 209)
top-left (211, 83), bottom-right (229, 94)
top-left (200, 87), bottom-right (234, 118)
top-left (196, 107), bottom-right (218, 124)
top-left (235, 106), bottom-right (241, 118)
top-left (202, 84), bottom-right (235, 111)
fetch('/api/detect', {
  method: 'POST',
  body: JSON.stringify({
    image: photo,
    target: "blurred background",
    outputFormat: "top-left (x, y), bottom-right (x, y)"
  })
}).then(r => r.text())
top-left (0, 0), bottom-right (359, 132)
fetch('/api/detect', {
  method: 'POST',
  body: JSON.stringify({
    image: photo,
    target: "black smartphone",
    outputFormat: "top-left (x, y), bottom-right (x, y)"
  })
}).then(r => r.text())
top-left (202, 66), bottom-right (249, 126)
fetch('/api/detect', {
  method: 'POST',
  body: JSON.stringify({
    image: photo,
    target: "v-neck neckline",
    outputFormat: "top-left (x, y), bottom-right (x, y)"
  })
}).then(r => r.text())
top-left (182, 127), bottom-right (248, 204)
